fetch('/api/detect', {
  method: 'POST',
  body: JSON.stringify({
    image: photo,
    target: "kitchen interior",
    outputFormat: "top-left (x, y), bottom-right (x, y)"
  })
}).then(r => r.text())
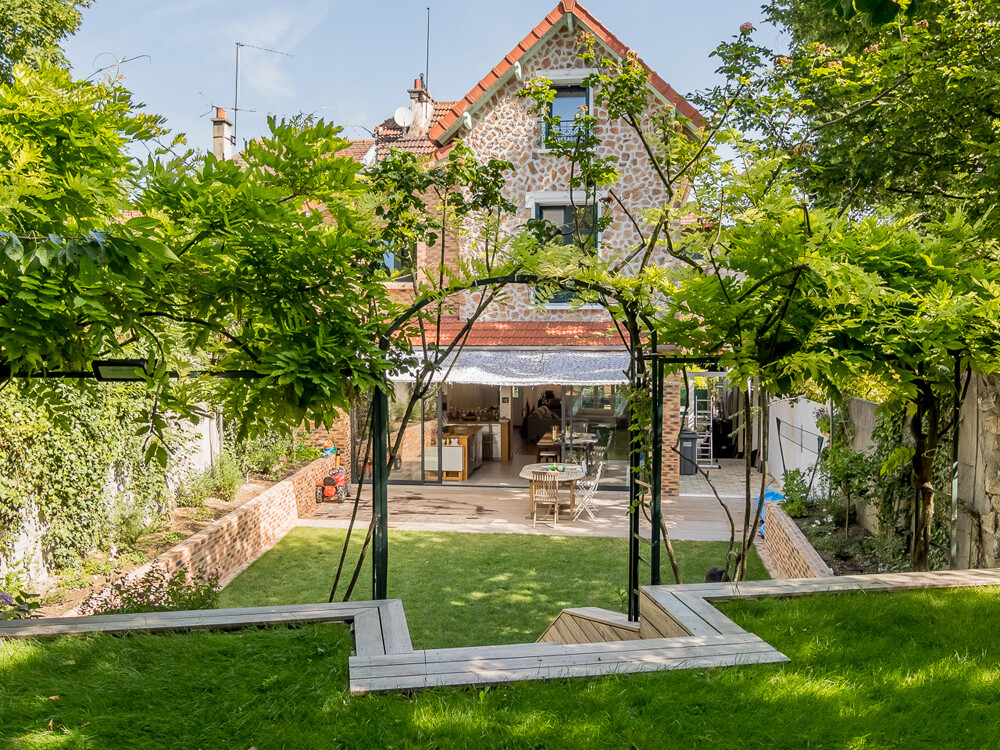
top-left (386, 382), bottom-right (629, 488)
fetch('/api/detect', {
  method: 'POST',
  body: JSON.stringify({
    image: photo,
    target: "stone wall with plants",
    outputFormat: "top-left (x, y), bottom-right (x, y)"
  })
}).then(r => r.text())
top-left (0, 382), bottom-right (190, 582)
top-left (68, 456), bottom-right (336, 616)
top-left (0, 380), bottom-right (322, 586)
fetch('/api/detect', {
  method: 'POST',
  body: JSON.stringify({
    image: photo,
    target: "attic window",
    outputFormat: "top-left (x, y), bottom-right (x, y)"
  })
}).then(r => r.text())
top-left (546, 85), bottom-right (589, 143)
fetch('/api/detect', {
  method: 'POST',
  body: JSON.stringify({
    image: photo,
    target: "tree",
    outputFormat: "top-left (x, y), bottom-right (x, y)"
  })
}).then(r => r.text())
top-left (0, 0), bottom-right (91, 83)
top-left (709, 3), bottom-right (1000, 568)
top-left (758, 1), bottom-right (1000, 235)
top-left (0, 65), bottom-right (391, 459)
top-left (807, 213), bottom-right (1000, 568)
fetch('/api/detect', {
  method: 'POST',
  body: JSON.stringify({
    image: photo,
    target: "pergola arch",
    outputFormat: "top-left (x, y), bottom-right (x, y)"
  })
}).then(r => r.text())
top-left (369, 271), bottom-right (667, 621)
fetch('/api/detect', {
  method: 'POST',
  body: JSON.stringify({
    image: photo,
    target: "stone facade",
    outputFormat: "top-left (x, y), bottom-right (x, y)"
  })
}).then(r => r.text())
top-left (763, 501), bottom-right (833, 579)
top-left (454, 24), bottom-right (680, 322)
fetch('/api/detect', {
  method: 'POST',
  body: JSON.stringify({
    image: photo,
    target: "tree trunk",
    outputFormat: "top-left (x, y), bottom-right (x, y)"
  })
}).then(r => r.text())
top-left (909, 383), bottom-right (940, 571)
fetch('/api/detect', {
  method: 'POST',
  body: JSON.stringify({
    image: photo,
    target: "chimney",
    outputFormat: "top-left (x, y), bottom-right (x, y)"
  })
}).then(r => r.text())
top-left (211, 107), bottom-right (233, 160)
top-left (407, 76), bottom-right (434, 136)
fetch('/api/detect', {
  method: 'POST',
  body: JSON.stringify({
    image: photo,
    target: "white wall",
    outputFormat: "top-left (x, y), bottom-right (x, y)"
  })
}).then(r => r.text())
top-left (768, 396), bottom-right (826, 489)
top-left (186, 412), bottom-right (223, 472)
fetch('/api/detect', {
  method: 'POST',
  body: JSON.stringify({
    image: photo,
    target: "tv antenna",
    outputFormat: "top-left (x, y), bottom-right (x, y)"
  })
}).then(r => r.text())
top-left (233, 41), bottom-right (293, 144)
top-left (425, 7), bottom-right (431, 93)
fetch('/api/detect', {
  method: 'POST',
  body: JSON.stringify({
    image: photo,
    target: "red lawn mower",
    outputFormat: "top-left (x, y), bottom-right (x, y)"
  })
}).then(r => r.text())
top-left (315, 466), bottom-right (349, 503)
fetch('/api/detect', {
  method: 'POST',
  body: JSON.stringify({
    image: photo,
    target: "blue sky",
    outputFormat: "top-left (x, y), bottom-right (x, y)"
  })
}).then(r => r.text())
top-left (63, 1), bottom-right (781, 153)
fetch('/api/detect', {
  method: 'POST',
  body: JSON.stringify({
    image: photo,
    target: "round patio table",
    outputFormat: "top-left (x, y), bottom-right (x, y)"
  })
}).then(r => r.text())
top-left (519, 463), bottom-right (586, 510)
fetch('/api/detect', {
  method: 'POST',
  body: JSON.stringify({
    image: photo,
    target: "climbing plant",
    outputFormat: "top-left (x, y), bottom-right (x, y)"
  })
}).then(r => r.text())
top-left (0, 381), bottom-right (191, 571)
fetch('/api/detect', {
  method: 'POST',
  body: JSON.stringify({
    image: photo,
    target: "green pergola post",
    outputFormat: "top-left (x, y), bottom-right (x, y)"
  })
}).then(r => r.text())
top-left (650, 348), bottom-right (663, 586)
top-left (627, 344), bottom-right (640, 621)
top-left (372, 383), bottom-right (389, 600)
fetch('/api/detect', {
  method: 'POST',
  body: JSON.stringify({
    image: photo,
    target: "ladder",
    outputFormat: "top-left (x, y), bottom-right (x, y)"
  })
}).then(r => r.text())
top-left (694, 391), bottom-right (719, 469)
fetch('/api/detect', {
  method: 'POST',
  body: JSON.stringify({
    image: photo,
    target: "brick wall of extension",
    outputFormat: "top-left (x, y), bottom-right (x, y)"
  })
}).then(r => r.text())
top-left (66, 457), bottom-right (337, 615)
top-left (763, 501), bottom-right (833, 579)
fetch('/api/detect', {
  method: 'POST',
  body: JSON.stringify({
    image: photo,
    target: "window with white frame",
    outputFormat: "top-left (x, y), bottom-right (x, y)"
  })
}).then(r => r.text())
top-left (545, 85), bottom-right (590, 143)
top-left (534, 202), bottom-right (598, 305)
top-left (382, 240), bottom-right (413, 282)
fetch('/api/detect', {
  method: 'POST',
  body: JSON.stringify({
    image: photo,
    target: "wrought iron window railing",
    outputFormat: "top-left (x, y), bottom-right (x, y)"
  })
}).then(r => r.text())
top-left (537, 118), bottom-right (591, 147)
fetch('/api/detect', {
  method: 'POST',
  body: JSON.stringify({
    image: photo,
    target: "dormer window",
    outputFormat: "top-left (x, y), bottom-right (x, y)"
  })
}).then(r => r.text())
top-left (547, 85), bottom-right (589, 142)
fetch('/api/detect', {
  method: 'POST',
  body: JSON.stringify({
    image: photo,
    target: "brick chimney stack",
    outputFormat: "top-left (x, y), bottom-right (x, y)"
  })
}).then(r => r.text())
top-left (407, 76), bottom-right (434, 136)
top-left (211, 107), bottom-right (233, 161)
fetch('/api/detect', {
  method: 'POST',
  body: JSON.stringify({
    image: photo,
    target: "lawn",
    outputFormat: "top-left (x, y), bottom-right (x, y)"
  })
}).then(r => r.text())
top-left (3, 530), bottom-right (999, 749)
top-left (216, 528), bottom-right (769, 648)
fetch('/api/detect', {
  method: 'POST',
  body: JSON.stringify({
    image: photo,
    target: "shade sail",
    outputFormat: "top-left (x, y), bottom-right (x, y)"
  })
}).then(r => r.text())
top-left (393, 348), bottom-right (630, 386)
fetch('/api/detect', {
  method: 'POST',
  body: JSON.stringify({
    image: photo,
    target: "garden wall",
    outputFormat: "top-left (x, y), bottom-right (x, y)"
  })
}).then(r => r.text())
top-left (3, 414), bottom-right (222, 583)
top-left (66, 456), bottom-right (336, 615)
top-left (956, 375), bottom-right (1000, 568)
top-left (764, 501), bottom-right (833, 579)
top-left (769, 396), bottom-right (825, 482)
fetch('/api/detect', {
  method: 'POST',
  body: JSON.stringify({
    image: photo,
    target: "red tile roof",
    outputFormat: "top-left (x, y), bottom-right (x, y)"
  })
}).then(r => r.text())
top-left (428, 0), bottom-right (703, 144)
top-left (336, 139), bottom-right (375, 163)
top-left (406, 317), bottom-right (623, 347)
top-left (374, 101), bottom-right (457, 159)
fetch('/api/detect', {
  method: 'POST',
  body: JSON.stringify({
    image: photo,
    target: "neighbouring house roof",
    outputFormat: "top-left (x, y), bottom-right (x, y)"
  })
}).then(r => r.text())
top-left (405, 317), bottom-right (622, 347)
top-left (372, 101), bottom-right (456, 159)
top-left (428, 0), bottom-right (703, 144)
top-left (336, 139), bottom-right (375, 162)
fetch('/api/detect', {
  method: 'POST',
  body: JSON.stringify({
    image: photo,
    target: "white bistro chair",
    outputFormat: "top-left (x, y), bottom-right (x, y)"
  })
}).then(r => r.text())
top-left (572, 461), bottom-right (604, 521)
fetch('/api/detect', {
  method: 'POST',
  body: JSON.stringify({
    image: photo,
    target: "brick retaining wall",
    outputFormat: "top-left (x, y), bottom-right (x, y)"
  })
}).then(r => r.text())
top-left (67, 457), bottom-right (337, 615)
top-left (764, 500), bottom-right (832, 579)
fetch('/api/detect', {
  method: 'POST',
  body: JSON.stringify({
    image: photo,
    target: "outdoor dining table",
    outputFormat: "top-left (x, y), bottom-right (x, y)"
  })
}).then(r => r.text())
top-left (518, 462), bottom-right (586, 510)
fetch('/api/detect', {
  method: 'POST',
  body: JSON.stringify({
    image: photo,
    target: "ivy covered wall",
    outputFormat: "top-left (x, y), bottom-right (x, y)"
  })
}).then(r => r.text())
top-left (0, 382), bottom-right (194, 579)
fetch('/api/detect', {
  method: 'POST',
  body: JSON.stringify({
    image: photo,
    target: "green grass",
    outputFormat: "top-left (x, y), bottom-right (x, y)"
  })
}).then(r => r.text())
top-left (216, 528), bottom-right (768, 648)
top-left (4, 530), bottom-right (998, 749)
top-left (3, 587), bottom-right (1000, 748)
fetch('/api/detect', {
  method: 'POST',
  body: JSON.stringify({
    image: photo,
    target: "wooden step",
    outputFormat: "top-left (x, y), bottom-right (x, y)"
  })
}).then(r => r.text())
top-left (537, 607), bottom-right (641, 644)
top-left (349, 633), bottom-right (788, 693)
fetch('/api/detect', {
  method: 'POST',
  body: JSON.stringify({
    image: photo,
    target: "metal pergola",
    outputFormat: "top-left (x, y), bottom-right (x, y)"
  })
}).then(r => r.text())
top-left (369, 289), bottom-right (721, 621)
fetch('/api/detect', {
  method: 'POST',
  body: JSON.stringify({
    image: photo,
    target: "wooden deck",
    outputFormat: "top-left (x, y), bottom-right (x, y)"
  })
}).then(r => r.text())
top-left (0, 600), bottom-right (412, 659)
top-left (349, 633), bottom-right (783, 693)
top-left (5, 569), bottom-right (999, 695)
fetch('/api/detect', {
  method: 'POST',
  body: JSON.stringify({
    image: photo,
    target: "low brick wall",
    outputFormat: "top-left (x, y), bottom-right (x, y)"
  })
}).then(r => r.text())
top-left (764, 500), bottom-right (833, 579)
top-left (67, 457), bottom-right (336, 615)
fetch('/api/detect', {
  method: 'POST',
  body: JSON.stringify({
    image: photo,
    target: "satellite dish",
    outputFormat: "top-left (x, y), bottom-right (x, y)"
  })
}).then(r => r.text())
top-left (393, 107), bottom-right (414, 128)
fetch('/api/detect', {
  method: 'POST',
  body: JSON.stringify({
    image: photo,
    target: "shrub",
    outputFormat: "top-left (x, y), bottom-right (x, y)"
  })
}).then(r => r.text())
top-left (0, 588), bottom-right (39, 620)
top-left (211, 451), bottom-right (244, 501)
top-left (176, 469), bottom-right (214, 508)
top-left (115, 509), bottom-right (147, 548)
top-left (295, 445), bottom-right (323, 462)
top-left (227, 426), bottom-right (293, 476)
top-left (80, 566), bottom-right (220, 615)
top-left (831, 500), bottom-right (859, 528)
top-left (781, 469), bottom-right (811, 517)
top-left (0, 570), bottom-right (39, 620)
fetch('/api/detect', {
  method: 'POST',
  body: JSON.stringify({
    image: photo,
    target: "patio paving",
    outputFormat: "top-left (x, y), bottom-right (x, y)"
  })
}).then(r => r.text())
top-left (306, 459), bottom-right (775, 542)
